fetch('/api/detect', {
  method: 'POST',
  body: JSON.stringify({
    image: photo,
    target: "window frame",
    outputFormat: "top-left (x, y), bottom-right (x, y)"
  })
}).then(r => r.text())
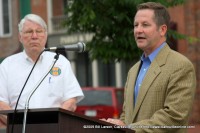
top-left (0, 0), bottom-right (12, 37)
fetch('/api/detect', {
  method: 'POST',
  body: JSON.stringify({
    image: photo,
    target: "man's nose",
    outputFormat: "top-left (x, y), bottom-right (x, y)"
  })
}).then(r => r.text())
top-left (134, 25), bottom-right (143, 33)
top-left (31, 31), bottom-right (39, 38)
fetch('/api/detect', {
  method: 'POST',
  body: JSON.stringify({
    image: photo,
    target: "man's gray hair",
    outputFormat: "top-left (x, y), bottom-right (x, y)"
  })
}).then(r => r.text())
top-left (18, 14), bottom-right (47, 33)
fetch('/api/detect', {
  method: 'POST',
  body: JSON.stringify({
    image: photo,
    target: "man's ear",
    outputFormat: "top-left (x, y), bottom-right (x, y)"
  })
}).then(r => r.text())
top-left (159, 25), bottom-right (167, 36)
top-left (18, 33), bottom-right (22, 43)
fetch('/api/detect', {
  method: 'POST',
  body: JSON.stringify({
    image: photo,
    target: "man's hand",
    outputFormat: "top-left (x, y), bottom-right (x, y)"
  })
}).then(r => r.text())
top-left (0, 101), bottom-right (11, 110)
top-left (0, 101), bottom-right (12, 128)
top-left (100, 118), bottom-right (126, 126)
top-left (0, 115), bottom-right (7, 128)
top-left (61, 98), bottom-right (77, 112)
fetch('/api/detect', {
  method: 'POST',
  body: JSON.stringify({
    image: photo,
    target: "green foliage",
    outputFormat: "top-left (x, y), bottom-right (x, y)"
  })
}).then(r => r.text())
top-left (64, 0), bottom-right (186, 63)
top-left (168, 30), bottom-right (200, 44)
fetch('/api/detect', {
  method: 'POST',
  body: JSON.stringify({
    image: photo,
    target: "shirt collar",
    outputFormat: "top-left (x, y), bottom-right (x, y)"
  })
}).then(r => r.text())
top-left (22, 50), bottom-right (43, 63)
top-left (141, 42), bottom-right (166, 63)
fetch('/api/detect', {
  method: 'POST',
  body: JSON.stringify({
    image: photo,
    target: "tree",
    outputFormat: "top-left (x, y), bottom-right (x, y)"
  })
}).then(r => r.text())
top-left (64, 0), bottom-right (186, 63)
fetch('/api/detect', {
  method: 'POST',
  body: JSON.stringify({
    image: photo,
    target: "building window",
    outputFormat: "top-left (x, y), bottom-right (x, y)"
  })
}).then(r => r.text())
top-left (76, 52), bottom-right (93, 87)
top-left (0, 0), bottom-right (12, 37)
top-left (98, 61), bottom-right (116, 86)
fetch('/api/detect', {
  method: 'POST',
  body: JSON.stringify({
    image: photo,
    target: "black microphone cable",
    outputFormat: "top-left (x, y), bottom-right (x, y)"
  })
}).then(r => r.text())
top-left (10, 50), bottom-right (44, 133)
top-left (22, 52), bottom-right (60, 133)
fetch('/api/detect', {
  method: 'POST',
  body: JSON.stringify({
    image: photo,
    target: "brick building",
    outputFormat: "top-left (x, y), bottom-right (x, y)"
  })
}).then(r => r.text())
top-left (168, 0), bottom-right (200, 125)
top-left (0, 0), bottom-right (200, 127)
top-left (0, 0), bottom-right (21, 60)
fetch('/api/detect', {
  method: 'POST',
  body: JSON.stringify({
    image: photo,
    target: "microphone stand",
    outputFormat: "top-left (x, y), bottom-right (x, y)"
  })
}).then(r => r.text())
top-left (22, 53), bottom-right (60, 133)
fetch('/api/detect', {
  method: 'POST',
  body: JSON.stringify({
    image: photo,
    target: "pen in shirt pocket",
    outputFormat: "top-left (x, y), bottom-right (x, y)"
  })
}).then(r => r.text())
top-left (49, 77), bottom-right (51, 84)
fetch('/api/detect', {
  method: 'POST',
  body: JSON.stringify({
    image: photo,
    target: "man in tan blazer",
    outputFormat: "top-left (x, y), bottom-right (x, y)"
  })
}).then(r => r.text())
top-left (103, 2), bottom-right (196, 133)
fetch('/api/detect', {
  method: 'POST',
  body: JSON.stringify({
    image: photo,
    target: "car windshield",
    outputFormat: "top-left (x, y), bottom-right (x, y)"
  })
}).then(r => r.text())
top-left (78, 90), bottom-right (112, 106)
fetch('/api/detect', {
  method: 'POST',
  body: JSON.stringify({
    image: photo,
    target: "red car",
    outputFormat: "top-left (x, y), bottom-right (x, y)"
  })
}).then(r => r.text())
top-left (75, 87), bottom-right (124, 119)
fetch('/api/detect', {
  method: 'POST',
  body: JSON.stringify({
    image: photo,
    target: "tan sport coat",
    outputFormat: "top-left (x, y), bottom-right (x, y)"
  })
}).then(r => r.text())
top-left (120, 44), bottom-right (196, 133)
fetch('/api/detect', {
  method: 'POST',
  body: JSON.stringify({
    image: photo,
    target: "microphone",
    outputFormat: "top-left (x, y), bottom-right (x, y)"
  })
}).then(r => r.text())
top-left (44, 42), bottom-right (86, 53)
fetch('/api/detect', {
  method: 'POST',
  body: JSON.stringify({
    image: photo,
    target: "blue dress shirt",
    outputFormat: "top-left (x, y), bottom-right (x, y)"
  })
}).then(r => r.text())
top-left (134, 42), bottom-right (166, 105)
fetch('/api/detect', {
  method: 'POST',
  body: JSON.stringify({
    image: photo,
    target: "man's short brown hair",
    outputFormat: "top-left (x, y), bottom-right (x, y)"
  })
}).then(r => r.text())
top-left (137, 2), bottom-right (170, 29)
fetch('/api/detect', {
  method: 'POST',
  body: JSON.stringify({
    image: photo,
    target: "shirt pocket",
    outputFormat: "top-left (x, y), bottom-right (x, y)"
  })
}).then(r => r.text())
top-left (47, 76), bottom-right (63, 97)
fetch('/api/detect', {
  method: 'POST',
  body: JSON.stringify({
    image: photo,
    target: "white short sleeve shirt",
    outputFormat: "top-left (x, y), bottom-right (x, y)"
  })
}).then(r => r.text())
top-left (0, 51), bottom-right (84, 109)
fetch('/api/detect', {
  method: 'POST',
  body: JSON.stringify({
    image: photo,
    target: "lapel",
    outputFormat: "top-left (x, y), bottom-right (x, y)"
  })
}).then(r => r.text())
top-left (126, 61), bottom-right (141, 124)
top-left (131, 44), bottom-right (170, 121)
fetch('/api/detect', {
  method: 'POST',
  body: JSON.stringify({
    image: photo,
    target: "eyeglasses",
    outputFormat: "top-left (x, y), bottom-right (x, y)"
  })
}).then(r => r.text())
top-left (22, 29), bottom-right (46, 37)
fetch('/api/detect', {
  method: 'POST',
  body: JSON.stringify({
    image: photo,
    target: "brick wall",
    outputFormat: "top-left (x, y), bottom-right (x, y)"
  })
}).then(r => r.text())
top-left (0, 0), bottom-right (21, 59)
top-left (52, 0), bottom-right (64, 16)
top-left (184, 0), bottom-right (200, 125)
top-left (169, 0), bottom-right (200, 125)
top-left (31, 0), bottom-right (47, 23)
